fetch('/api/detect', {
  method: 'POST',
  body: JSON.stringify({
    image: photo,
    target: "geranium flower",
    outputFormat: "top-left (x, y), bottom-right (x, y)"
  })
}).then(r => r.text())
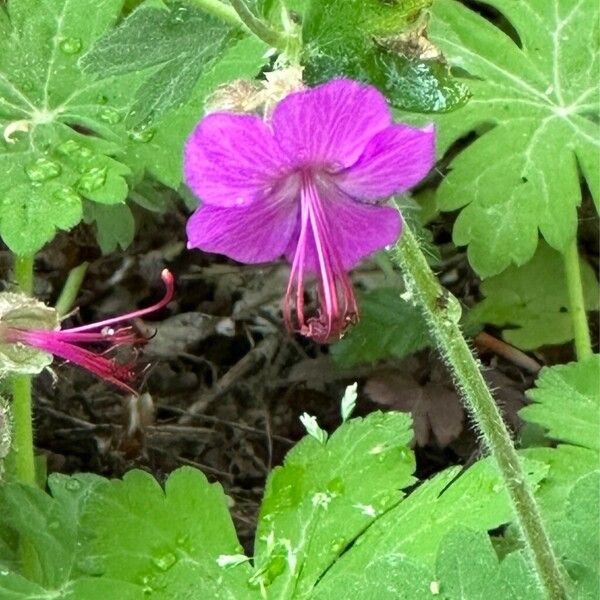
top-left (184, 79), bottom-right (435, 342)
top-left (0, 270), bottom-right (174, 392)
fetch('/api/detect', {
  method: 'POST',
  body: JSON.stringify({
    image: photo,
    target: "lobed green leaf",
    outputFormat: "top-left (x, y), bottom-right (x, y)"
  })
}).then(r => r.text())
top-left (411, 0), bottom-right (600, 276)
top-left (468, 242), bottom-right (599, 350)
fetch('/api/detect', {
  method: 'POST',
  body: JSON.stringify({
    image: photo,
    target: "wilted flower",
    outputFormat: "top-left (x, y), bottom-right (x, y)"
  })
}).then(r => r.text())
top-left (185, 79), bottom-right (434, 342)
top-left (0, 270), bottom-right (174, 392)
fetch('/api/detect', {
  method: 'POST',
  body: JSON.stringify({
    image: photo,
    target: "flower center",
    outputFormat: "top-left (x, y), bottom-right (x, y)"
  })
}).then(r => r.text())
top-left (284, 170), bottom-right (357, 342)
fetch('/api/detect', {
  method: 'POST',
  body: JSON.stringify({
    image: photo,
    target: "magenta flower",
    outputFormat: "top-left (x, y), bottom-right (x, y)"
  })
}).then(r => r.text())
top-left (184, 79), bottom-right (435, 342)
top-left (1, 270), bottom-right (174, 392)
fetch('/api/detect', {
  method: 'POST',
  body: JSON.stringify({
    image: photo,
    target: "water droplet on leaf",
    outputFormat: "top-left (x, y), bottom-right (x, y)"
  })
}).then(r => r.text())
top-left (25, 157), bottom-right (62, 182)
top-left (77, 166), bottom-right (107, 192)
top-left (128, 126), bottom-right (155, 143)
top-left (330, 537), bottom-right (346, 554)
top-left (65, 478), bottom-right (81, 491)
top-left (57, 140), bottom-right (81, 156)
top-left (53, 186), bottom-right (80, 205)
top-left (152, 552), bottom-right (177, 571)
top-left (59, 37), bottom-right (82, 55)
top-left (173, 6), bottom-right (188, 22)
top-left (99, 107), bottom-right (122, 125)
top-left (77, 556), bottom-right (104, 575)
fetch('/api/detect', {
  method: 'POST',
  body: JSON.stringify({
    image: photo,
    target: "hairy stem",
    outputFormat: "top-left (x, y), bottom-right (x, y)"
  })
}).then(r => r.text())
top-left (563, 238), bottom-right (593, 361)
top-left (393, 225), bottom-right (567, 600)
top-left (11, 256), bottom-right (36, 486)
top-left (187, 0), bottom-right (242, 26)
top-left (189, 0), bottom-right (288, 49)
top-left (55, 261), bottom-right (89, 317)
top-left (11, 256), bottom-right (39, 578)
top-left (229, 0), bottom-right (288, 48)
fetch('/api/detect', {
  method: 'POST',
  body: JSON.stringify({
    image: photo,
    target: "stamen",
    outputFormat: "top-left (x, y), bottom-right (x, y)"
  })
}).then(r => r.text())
top-left (66, 270), bottom-right (174, 333)
top-left (1, 270), bottom-right (175, 392)
top-left (284, 173), bottom-right (358, 342)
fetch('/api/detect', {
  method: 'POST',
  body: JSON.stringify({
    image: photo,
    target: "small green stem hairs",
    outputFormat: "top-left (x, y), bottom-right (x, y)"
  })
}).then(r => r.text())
top-left (189, 0), bottom-right (290, 50)
top-left (393, 225), bottom-right (567, 600)
top-left (11, 255), bottom-right (36, 487)
top-left (563, 238), bottom-right (593, 361)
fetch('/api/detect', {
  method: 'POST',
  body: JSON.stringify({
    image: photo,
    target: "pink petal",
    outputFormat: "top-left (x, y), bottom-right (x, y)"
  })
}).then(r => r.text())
top-left (186, 193), bottom-right (299, 264)
top-left (184, 113), bottom-right (289, 207)
top-left (336, 124), bottom-right (435, 201)
top-left (271, 79), bottom-right (391, 168)
top-left (285, 190), bottom-right (402, 271)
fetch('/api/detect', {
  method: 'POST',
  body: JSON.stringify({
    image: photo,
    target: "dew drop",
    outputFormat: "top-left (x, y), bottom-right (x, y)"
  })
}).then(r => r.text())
top-left (128, 126), bottom-right (155, 143)
top-left (77, 166), bottom-right (107, 192)
top-left (172, 6), bottom-right (188, 22)
top-left (77, 146), bottom-right (94, 160)
top-left (65, 478), bottom-right (81, 492)
top-left (57, 139), bottom-right (81, 156)
top-left (25, 157), bottom-right (62, 182)
top-left (77, 555), bottom-right (104, 576)
top-left (398, 447), bottom-right (412, 462)
top-left (59, 37), bottom-right (82, 55)
top-left (99, 107), bottom-right (122, 125)
top-left (152, 552), bottom-right (177, 572)
top-left (53, 186), bottom-right (80, 205)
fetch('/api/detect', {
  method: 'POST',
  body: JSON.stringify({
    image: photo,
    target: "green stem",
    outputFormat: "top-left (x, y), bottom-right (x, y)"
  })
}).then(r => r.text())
top-left (189, 0), bottom-right (288, 49)
top-left (11, 256), bottom-right (36, 487)
top-left (393, 226), bottom-right (567, 600)
top-left (187, 0), bottom-right (242, 26)
top-left (11, 257), bottom-right (41, 578)
top-left (55, 262), bottom-right (89, 317)
top-left (14, 255), bottom-right (34, 295)
top-left (228, 0), bottom-right (288, 49)
top-left (11, 375), bottom-right (34, 485)
top-left (563, 238), bottom-right (593, 361)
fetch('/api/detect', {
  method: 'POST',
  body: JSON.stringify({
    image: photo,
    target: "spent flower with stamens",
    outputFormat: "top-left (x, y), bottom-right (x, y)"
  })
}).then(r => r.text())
top-left (0, 270), bottom-right (174, 392)
top-left (184, 79), bottom-right (435, 342)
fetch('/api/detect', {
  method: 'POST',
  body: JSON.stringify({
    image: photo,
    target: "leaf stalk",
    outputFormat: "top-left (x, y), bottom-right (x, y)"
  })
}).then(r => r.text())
top-left (55, 261), bottom-right (89, 317)
top-left (563, 238), bottom-right (593, 360)
top-left (189, 0), bottom-right (290, 50)
top-left (10, 255), bottom-right (36, 486)
top-left (393, 225), bottom-right (567, 600)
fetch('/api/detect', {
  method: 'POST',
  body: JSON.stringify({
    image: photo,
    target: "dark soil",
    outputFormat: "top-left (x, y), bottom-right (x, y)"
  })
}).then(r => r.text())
top-left (8, 197), bottom-right (591, 550)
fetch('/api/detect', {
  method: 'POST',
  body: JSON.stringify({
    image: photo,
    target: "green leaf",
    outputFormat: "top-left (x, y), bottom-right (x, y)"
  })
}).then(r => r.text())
top-left (523, 444), bottom-right (598, 519)
top-left (302, 0), bottom-right (470, 112)
top-left (550, 472), bottom-right (600, 598)
top-left (420, 0), bottom-right (599, 276)
top-left (0, 0), bottom-right (141, 256)
top-left (0, 473), bottom-right (141, 599)
top-left (81, 467), bottom-right (256, 599)
top-left (253, 411), bottom-right (416, 597)
top-left (124, 35), bottom-right (269, 189)
top-left (312, 554), bottom-right (433, 600)
top-left (83, 201), bottom-right (135, 254)
top-left (331, 288), bottom-right (430, 368)
top-left (312, 457), bottom-right (546, 597)
top-left (435, 529), bottom-right (541, 599)
top-left (80, 1), bottom-right (235, 126)
top-left (522, 355), bottom-right (600, 449)
top-left (468, 242), bottom-right (600, 350)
